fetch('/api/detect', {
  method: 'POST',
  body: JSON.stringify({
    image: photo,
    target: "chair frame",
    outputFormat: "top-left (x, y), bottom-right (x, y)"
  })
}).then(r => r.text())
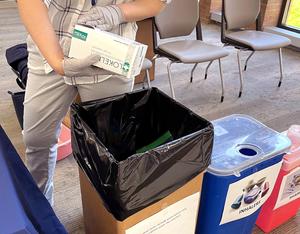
top-left (152, 14), bottom-right (225, 102)
top-left (142, 68), bottom-right (151, 89)
top-left (221, 0), bottom-right (284, 97)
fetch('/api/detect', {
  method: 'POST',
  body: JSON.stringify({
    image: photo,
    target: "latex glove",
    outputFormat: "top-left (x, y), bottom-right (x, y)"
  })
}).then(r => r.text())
top-left (63, 54), bottom-right (112, 77)
top-left (77, 5), bottom-right (124, 31)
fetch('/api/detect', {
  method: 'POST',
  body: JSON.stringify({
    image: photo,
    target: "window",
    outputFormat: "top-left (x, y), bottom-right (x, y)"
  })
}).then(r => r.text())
top-left (279, 0), bottom-right (300, 33)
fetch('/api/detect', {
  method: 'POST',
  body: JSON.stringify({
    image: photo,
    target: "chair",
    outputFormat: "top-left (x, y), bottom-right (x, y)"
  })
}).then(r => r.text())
top-left (132, 58), bottom-right (152, 91)
top-left (221, 0), bottom-right (291, 97)
top-left (142, 58), bottom-right (152, 89)
top-left (152, 0), bottom-right (229, 102)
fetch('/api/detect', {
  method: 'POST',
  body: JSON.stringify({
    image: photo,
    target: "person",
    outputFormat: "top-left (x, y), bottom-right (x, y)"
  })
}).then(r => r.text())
top-left (17, 0), bottom-right (171, 205)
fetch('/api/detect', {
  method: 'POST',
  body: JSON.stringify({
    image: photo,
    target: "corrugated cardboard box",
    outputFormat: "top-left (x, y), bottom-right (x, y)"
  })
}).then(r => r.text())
top-left (69, 25), bottom-right (147, 78)
top-left (79, 169), bottom-right (204, 234)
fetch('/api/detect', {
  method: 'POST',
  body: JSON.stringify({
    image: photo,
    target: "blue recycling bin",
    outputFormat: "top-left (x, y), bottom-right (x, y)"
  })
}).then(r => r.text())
top-left (0, 126), bottom-right (67, 234)
top-left (196, 115), bottom-right (291, 234)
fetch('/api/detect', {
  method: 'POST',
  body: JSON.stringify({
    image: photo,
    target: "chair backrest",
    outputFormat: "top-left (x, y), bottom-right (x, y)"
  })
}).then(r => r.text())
top-left (224, 0), bottom-right (260, 30)
top-left (154, 0), bottom-right (199, 39)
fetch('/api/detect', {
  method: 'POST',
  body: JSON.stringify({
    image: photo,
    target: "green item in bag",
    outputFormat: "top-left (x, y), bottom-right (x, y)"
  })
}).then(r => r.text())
top-left (136, 131), bottom-right (173, 153)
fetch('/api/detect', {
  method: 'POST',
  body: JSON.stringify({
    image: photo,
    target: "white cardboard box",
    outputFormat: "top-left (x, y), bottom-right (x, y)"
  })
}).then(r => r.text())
top-left (69, 24), bottom-right (148, 78)
top-left (125, 193), bottom-right (201, 234)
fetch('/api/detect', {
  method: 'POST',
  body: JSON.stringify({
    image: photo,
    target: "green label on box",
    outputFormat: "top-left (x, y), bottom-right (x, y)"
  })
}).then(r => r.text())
top-left (73, 29), bottom-right (88, 41)
top-left (123, 62), bottom-right (130, 72)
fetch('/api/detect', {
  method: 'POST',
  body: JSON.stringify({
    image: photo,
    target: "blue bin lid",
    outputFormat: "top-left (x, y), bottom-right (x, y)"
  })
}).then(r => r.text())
top-left (208, 114), bottom-right (291, 176)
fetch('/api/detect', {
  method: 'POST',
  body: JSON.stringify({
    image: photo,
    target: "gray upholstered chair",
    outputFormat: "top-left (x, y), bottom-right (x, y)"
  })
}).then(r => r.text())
top-left (153, 0), bottom-right (229, 102)
top-left (221, 0), bottom-right (291, 97)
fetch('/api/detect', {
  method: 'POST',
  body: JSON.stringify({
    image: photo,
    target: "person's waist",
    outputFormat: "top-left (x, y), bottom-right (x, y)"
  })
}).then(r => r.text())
top-left (63, 75), bottom-right (113, 85)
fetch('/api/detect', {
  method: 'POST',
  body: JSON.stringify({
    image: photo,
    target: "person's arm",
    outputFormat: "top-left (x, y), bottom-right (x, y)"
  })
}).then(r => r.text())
top-left (78, 0), bottom-right (169, 31)
top-left (118, 0), bottom-right (167, 22)
top-left (17, 0), bottom-right (103, 77)
top-left (17, 0), bottom-right (64, 75)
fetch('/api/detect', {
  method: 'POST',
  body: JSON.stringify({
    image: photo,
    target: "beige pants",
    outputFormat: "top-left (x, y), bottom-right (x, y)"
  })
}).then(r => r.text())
top-left (23, 70), bottom-right (133, 205)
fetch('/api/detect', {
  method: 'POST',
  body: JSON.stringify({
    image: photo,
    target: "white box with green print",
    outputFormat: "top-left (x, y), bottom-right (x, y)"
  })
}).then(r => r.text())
top-left (69, 24), bottom-right (148, 79)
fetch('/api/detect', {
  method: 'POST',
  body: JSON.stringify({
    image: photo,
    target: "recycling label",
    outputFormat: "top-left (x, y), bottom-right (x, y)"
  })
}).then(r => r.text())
top-left (274, 166), bottom-right (300, 209)
top-left (220, 161), bottom-right (282, 225)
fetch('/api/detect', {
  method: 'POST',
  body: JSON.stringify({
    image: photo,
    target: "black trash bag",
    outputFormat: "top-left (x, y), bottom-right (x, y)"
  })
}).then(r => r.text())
top-left (71, 88), bottom-right (213, 221)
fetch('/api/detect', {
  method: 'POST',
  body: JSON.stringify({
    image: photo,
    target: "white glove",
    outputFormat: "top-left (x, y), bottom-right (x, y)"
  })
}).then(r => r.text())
top-left (63, 55), bottom-right (112, 77)
top-left (77, 5), bottom-right (124, 31)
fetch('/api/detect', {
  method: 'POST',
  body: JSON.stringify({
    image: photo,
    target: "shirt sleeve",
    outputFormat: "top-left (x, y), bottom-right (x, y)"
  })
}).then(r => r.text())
top-left (161, 0), bottom-right (172, 4)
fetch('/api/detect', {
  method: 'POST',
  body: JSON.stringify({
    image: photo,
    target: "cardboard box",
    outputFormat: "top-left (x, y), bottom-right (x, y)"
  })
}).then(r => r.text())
top-left (79, 169), bottom-right (204, 234)
top-left (69, 25), bottom-right (148, 78)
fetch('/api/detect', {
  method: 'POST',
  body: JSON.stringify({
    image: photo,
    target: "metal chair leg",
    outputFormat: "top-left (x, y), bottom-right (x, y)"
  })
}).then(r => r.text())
top-left (278, 48), bottom-right (283, 87)
top-left (145, 69), bottom-right (151, 88)
top-left (167, 61), bottom-right (176, 99)
top-left (130, 76), bottom-right (135, 91)
top-left (218, 59), bottom-right (225, 102)
top-left (190, 63), bottom-right (198, 83)
top-left (204, 60), bottom-right (214, 80)
top-left (152, 54), bottom-right (159, 61)
top-left (244, 51), bottom-right (255, 71)
top-left (237, 50), bottom-right (244, 97)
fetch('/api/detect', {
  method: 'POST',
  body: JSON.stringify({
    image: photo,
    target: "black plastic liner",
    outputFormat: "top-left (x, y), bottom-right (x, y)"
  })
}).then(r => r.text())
top-left (71, 88), bottom-right (213, 221)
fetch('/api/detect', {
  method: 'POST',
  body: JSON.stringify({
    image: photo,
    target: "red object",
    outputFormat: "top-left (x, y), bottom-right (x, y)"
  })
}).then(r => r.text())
top-left (256, 169), bottom-right (300, 232)
top-left (256, 127), bottom-right (300, 233)
top-left (57, 124), bottom-right (72, 161)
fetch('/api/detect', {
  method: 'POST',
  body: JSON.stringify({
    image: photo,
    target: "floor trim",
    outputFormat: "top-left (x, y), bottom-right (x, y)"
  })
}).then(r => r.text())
top-left (210, 11), bottom-right (222, 23)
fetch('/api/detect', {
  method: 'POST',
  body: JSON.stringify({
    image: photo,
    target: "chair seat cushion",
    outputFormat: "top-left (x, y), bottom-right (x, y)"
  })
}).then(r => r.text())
top-left (142, 58), bottom-right (153, 70)
top-left (226, 30), bottom-right (291, 51)
top-left (158, 40), bottom-right (229, 63)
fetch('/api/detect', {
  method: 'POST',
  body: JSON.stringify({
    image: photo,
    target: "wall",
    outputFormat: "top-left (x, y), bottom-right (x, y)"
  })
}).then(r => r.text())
top-left (263, 0), bottom-right (284, 26)
top-left (200, 0), bottom-right (213, 23)
top-left (201, 0), bottom-right (284, 27)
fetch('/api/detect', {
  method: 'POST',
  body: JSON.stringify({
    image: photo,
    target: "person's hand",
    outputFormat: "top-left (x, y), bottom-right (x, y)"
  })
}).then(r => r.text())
top-left (77, 5), bottom-right (124, 31)
top-left (63, 54), bottom-right (113, 77)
